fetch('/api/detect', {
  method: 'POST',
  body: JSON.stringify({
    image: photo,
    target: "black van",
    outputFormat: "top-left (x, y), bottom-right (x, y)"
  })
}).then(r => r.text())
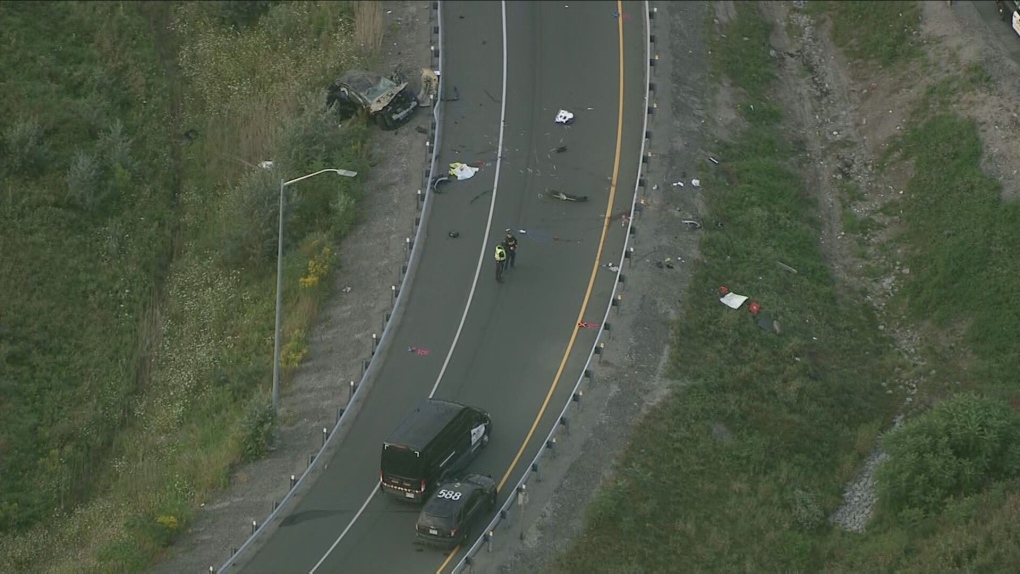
top-left (380, 399), bottom-right (492, 503)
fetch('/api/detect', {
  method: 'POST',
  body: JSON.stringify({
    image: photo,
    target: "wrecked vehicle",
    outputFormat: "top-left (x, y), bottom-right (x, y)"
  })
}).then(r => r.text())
top-left (327, 69), bottom-right (419, 130)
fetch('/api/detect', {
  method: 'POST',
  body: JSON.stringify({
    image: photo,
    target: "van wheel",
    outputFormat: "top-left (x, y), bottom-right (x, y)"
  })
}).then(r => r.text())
top-left (481, 433), bottom-right (490, 448)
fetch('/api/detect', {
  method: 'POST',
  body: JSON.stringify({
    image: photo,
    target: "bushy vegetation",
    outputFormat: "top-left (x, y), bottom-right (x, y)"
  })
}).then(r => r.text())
top-left (877, 394), bottom-right (1020, 520)
top-left (0, 1), bottom-right (373, 571)
top-left (559, 1), bottom-right (1020, 572)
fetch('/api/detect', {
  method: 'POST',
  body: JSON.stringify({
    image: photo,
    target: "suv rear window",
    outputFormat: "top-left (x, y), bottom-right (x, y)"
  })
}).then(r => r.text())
top-left (381, 445), bottom-right (421, 477)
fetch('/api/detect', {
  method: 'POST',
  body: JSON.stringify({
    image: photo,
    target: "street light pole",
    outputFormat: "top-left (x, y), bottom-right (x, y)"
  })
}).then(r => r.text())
top-left (272, 168), bottom-right (358, 413)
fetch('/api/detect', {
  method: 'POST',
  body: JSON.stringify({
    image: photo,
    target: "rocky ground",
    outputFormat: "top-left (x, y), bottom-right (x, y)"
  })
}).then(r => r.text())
top-left (152, 2), bottom-right (435, 572)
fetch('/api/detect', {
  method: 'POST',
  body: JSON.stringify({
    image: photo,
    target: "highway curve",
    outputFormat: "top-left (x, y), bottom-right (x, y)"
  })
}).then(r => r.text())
top-left (230, 1), bottom-right (646, 573)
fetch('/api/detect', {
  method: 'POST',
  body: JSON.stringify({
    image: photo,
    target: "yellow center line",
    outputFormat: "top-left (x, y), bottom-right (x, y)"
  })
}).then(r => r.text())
top-left (436, 1), bottom-right (627, 572)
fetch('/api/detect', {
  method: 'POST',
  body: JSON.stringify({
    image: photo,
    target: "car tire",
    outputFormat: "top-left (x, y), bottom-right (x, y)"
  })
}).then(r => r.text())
top-left (480, 433), bottom-right (490, 449)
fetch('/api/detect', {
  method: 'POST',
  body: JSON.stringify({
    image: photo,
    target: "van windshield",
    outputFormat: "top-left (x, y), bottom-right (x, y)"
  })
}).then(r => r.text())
top-left (381, 444), bottom-right (422, 478)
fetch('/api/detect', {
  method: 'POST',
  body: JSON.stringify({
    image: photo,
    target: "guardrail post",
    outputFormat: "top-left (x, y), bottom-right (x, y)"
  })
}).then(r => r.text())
top-left (322, 427), bottom-right (328, 447)
top-left (584, 368), bottom-right (595, 386)
top-left (308, 453), bottom-right (315, 467)
top-left (603, 322), bottom-right (613, 341)
top-left (290, 474), bottom-right (297, 489)
top-left (559, 416), bottom-right (569, 436)
top-left (531, 461), bottom-right (541, 482)
top-left (391, 284), bottom-right (397, 303)
top-left (485, 530), bottom-right (493, 552)
top-left (612, 293), bottom-right (623, 314)
top-left (501, 508), bottom-right (510, 530)
top-left (595, 341), bottom-right (606, 363)
top-left (251, 519), bottom-right (257, 535)
top-left (573, 391), bottom-right (583, 411)
top-left (350, 380), bottom-right (356, 400)
top-left (546, 437), bottom-right (556, 458)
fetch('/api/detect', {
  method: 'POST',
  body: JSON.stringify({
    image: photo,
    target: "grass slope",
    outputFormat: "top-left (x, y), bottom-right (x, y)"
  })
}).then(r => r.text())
top-left (0, 1), bottom-right (379, 571)
top-left (558, 1), bottom-right (1020, 572)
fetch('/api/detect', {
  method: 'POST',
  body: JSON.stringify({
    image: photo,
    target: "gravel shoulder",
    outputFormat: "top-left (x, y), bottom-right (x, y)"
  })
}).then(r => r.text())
top-left (151, 2), bottom-right (434, 572)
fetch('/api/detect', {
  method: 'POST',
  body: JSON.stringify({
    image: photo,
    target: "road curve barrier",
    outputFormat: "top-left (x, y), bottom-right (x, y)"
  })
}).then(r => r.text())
top-left (449, 3), bottom-right (654, 572)
top-left (214, 2), bottom-right (449, 572)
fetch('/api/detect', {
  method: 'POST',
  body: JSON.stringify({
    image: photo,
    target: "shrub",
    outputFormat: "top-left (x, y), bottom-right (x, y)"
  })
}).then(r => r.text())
top-left (2, 117), bottom-right (50, 178)
top-left (876, 394), bottom-right (1020, 520)
top-left (219, 168), bottom-right (281, 270)
top-left (65, 150), bottom-right (103, 210)
top-left (280, 329), bottom-right (309, 369)
top-left (214, 0), bottom-right (277, 30)
top-left (237, 395), bottom-right (276, 463)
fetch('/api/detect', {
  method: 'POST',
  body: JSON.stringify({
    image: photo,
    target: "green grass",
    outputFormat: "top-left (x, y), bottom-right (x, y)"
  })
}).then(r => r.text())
top-left (829, 1), bottom-right (921, 67)
top-left (555, 4), bottom-right (902, 572)
top-left (558, 1), bottom-right (1020, 572)
top-left (0, 1), bottom-right (376, 571)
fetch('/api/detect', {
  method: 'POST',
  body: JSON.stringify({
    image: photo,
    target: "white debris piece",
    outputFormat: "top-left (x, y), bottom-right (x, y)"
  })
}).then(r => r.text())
top-left (691, 178), bottom-right (701, 187)
top-left (555, 109), bottom-right (574, 124)
top-left (259, 161), bottom-right (274, 170)
top-left (720, 292), bottom-right (749, 310)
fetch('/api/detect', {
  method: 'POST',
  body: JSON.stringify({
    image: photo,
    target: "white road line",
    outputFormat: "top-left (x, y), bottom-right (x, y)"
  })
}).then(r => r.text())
top-left (308, 488), bottom-right (379, 574)
top-left (307, 3), bottom-right (510, 571)
top-left (430, 0), bottom-right (510, 400)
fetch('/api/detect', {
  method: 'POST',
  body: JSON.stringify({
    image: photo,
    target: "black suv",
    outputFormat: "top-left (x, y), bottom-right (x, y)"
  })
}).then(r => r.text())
top-left (414, 474), bottom-right (497, 548)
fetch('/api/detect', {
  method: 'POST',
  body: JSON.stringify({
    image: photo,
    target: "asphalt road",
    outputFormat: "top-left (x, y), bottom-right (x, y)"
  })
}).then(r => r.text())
top-left (233, 2), bottom-right (646, 573)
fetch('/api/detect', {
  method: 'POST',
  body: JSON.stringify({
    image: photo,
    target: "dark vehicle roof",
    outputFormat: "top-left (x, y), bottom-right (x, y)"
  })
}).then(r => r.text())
top-left (385, 399), bottom-right (469, 452)
top-left (419, 475), bottom-right (495, 519)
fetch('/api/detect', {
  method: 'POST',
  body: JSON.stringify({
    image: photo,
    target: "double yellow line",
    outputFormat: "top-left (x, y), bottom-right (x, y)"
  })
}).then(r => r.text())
top-left (436, 0), bottom-right (628, 571)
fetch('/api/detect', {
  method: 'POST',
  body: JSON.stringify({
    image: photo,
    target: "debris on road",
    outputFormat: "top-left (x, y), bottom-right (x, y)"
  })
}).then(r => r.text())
top-left (681, 219), bottom-right (702, 229)
top-left (448, 230), bottom-right (460, 238)
top-left (449, 162), bottom-right (479, 180)
top-left (691, 178), bottom-right (701, 187)
top-left (548, 189), bottom-right (588, 202)
top-left (408, 346), bottom-right (430, 356)
top-left (431, 176), bottom-right (450, 193)
top-left (555, 109), bottom-right (574, 124)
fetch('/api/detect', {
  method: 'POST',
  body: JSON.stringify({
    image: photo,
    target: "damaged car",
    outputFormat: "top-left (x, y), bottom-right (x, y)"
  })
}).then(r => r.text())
top-left (327, 69), bottom-right (419, 130)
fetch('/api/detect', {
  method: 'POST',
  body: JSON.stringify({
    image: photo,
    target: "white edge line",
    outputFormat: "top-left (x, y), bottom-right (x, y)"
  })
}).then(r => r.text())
top-left (447, 1), bottom-right (653, 571)
top-left (308, 488), bottom-right (379, 573)
top-left (429, 0), bottom-right (510, 399)
top-left (216, 3), bottom-right (449, 572)
top-left (305, 3), bottom-right (509, 570)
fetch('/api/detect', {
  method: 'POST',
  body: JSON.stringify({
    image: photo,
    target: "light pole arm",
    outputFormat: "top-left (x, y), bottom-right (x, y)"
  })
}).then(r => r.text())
top-left (283, 168), bottom-right (358, 187)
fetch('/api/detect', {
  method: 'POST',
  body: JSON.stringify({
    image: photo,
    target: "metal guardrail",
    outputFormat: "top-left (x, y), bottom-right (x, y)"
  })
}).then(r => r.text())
top-left (214, 2), bottom-right (448, 571)
top-left (449, 3), bottom-right (654, 572)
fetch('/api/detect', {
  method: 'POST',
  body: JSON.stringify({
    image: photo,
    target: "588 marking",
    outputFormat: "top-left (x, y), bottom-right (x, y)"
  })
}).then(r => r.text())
top-left (436, 489), bottom-right (462, 500)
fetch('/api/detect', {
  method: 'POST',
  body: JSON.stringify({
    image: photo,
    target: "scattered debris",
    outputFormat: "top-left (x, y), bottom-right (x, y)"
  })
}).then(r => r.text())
top-left (578, 322), bottom-right (599, 329)
top-left (758, 314), bottom-right (781, 334)
top-left (551, 145), bottom-right (568, 153)
top-left (415, 126), bottom-right (428, 135)
top-left (408, 346), bottom-right (430, 356)
top-left (691, 179), bottom-right (701, 187)
top-left (603, 262), bottom-right (621, 273)
top-left (431, 176), bottom-right (451, 193)
top-left (468, 189), bottom-right (491, 204)
top-left (548, 189), bottom-right (588, 202)
top-left (259, 160), bottom-right (274, 170)
top-left (777, 261), bottom-right (799, 274)
top-left (555, 109), bottom-right (574, 124)
top-left (417, 67), bottom-right (439, 105)
top-left (656, 258), bottom-right (676, 269)
top-left (709, 156), bottom-right (719, 165)
top-left (448, 162), bottom-right (478, 180)
top-left (342, 286), bottom-right (352, 293)
top-left (448, 230), bottom-right (460, 238)
top-left (681, 220), bottom-right (702, 229)
top-left (672, 181), bottom-right (684, 187)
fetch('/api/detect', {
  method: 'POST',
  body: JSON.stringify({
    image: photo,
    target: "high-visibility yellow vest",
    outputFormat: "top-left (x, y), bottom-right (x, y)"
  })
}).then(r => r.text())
top-left (495, 246), bottom-right (507, 261)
